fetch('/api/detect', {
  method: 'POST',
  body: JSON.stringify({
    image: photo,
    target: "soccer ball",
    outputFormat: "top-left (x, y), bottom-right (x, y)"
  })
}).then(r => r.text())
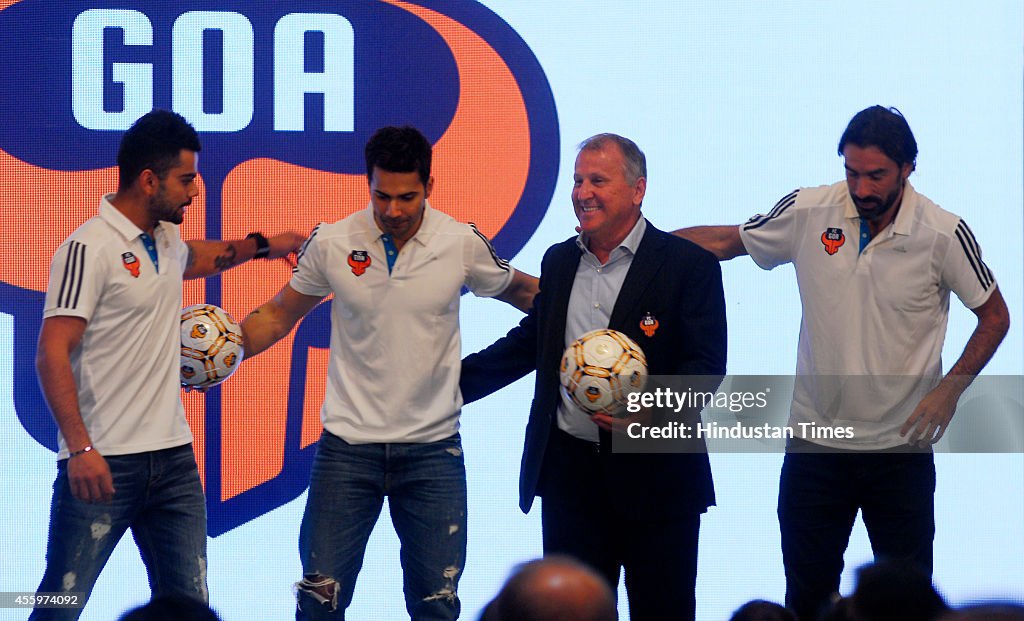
top-left (180, 304), bottom-right (244, 388)
top-left (559, 329), bottom-right (648, 417)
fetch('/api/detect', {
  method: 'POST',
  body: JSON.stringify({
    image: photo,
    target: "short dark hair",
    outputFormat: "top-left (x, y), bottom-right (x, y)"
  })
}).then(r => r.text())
top-left (838, 106), bottom-right (918, 171)
top-left (730, 599), bottom-right (798, 621)
top-left (117, 109), bottom-right (201, 190)
top-left (365, 125), bottom-right (432, 185)
top-left (849, 560), bottom-right (947, 621)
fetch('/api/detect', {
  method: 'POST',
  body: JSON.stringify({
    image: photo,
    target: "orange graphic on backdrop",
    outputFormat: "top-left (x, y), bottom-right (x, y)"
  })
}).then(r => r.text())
top-left (0, 0), bottom-right (535, 506)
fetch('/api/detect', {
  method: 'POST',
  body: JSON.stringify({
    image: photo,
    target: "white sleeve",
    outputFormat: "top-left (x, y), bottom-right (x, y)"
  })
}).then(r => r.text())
top-left (463, 223), bottom-right (514, 297)
top-left (43, 236), bottom-right (107, 321)
top-left (288, 223), bottom-right (332, 298)
top-left (942, 218), bottom-right (997, 309)
top-left (738, 189), bottom-right (801, 270)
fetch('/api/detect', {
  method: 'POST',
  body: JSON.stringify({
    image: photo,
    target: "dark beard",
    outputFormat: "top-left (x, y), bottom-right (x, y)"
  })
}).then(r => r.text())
top-left (854, 182), bottom-right (902, 222)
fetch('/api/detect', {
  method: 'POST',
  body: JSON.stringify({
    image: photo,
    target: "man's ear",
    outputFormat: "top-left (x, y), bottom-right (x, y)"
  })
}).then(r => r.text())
top-left (899, 163), bottom-right (913, 183)
top-left (632, 176), bottom-right (647, 207)
top-left (138, 169), bottom-right (160, 196)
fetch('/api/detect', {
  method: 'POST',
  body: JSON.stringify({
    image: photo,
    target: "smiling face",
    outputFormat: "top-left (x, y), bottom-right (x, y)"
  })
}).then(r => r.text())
top-left (145, 149), bottom-right (199, 226)
top-left (843, 144), bottom-right (912, 232)
top-left (369, 166), bottom-right (432, 245)
top-left (571, 142), bottom-right (646, 253)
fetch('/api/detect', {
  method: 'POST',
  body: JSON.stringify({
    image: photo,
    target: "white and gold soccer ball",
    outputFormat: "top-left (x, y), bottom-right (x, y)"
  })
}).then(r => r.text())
top-left (559, 329), bottom-right (648, 417)
top-left (180, 304), bottom-right (244, 389)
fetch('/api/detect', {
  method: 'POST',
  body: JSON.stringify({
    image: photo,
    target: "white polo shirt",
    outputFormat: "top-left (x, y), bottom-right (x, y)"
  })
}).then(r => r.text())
top-left (43, 195), bottom-right (192, 458)
top-left (740, 181), bottom-right (996, 449)
top-left (290, 202), bottom-right (515, 444)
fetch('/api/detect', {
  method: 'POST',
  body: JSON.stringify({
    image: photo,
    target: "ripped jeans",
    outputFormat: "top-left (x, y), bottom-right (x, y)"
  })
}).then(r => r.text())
top-left (29, 444), bottom-right (208, 621)
top-left (296, 431), bottom-right (467, 621)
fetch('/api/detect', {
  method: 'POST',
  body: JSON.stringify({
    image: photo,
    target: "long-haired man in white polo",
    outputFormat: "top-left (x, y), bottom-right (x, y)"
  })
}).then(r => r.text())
top-left (675, 106), bottom-right (1010, 621)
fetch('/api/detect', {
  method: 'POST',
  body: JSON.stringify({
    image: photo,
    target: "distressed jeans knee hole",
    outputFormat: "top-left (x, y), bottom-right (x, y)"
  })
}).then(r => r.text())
top-left (295, 574), bottom-right (340, 613)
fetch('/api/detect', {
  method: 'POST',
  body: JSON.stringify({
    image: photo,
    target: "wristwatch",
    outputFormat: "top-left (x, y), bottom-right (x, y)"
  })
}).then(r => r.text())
top-left (246, 232), bottom-right (271, 259)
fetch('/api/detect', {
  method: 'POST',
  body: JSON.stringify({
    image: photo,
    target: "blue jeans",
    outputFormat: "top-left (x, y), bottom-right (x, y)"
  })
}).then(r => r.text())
top-left (29, 444), bottom-right (208, 621)
top-left (778, 445), bottom-right (936, 621)
top-left (295, 431), bottom-right (467, 621)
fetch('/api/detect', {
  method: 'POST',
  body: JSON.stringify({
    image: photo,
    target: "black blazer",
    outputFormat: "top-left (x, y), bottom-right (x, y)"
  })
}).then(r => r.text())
top-left (461, 222), bottom-right (727, 517)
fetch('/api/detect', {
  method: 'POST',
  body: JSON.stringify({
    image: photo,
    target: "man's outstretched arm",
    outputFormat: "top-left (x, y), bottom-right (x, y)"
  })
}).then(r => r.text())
top-left (184, 231), bottom-right (305, 280)
top-left (241, 284), bottom-right (325, 359)
top-left (672, 225), bottom-right (748, 261)
top-left (495, 270), bottom-right (539, 313)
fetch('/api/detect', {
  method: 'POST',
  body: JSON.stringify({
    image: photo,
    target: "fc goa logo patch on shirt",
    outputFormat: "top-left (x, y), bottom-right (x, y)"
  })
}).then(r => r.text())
top-left (122, 252), bottom-right (140, 278)
top-left (821, 228), bottom-right (845, 256)
top-left (1, 0), bottom-right (558, 536)
top-left (640, 312), bottom-right (659, 337)
top-left (348, 250), bottom-right (371, 276)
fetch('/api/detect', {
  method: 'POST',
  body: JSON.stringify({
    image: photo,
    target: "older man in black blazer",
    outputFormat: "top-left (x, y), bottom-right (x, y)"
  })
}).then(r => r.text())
top-left (461, 134), bottom-right (727, 620)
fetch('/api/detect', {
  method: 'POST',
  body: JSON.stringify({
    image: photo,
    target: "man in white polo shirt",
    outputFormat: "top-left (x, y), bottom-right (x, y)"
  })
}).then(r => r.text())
top-left (674, 106), bottom-right (1010, 621)
top-left (31, 109), bottom-right (304, 621)
top-left (240, 125), bottom-right (537, 620)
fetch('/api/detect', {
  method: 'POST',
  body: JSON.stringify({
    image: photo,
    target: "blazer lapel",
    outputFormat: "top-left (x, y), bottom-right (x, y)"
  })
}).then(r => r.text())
top-left (609, 222), bottom-right (667, 328)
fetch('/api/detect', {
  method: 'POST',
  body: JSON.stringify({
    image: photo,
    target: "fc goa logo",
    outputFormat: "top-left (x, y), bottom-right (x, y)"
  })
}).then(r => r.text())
top-left (821, 227), bottom-right (845, 256)
top-left (347, 250), bottom-right (371, 276)
top-left (0, 0), bottom-right (559, 535)
top-left (639, 311), bottom-right (658, 338)
top-left (121, 251), bottom-right (141, 278)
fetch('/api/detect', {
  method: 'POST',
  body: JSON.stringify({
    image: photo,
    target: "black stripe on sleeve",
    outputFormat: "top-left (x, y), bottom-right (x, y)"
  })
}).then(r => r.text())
top-left (56, 242), bottom-right (75, 308)
top-left (57, 241), bottom-right (86, 309)
top-left (71, 243), bottom-right (86, 309)
top-left (743, 190), bottom-right (799, 231)
top-left (468, 223), bottom-right (510, 271)
top-left (958, 220), bottom-right (994, 286)
top-left (955, 220), bottom-right (993, 290)
top-left (293, 224), bottom-right (321, 273)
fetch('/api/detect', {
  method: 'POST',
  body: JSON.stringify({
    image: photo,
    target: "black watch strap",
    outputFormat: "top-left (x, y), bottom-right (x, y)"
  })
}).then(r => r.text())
top-left (246, 232), bottom-right (271, 259)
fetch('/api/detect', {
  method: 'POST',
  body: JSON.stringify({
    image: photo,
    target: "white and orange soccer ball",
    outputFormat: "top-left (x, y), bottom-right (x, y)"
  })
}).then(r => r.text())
top-left (180, 304), bottom-right (244, 389)
top-left (559, 329), bottom-right (648, 417)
